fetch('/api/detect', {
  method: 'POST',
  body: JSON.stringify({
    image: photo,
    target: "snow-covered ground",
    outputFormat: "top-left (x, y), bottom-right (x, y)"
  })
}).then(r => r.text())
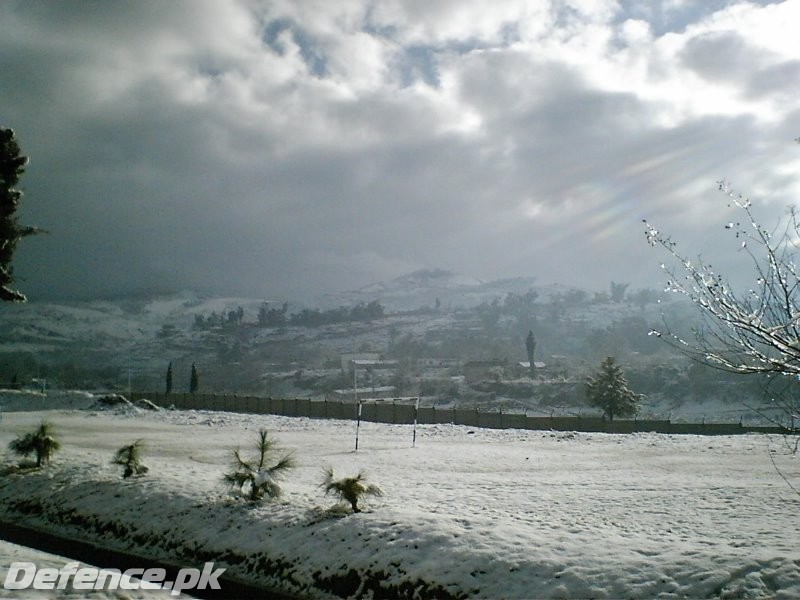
top-left (1, 391), bottom-right (799, 598)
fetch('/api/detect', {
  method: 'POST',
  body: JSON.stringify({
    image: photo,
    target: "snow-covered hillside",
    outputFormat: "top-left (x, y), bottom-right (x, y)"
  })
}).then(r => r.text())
top-left (1, 393), bottom-right (798, 599)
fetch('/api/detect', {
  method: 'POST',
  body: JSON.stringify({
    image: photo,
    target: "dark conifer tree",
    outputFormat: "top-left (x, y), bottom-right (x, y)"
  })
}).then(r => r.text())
top-left (189, 363), bottom-right (199, 393)
top-left (165, 362), bottom-right (173, 395)
top-left (1, 127), bottom-right (41, 302)
top-left (586, 356), bottom-right (641, 421)
top-left (525, 330), bottom-right (536, 376)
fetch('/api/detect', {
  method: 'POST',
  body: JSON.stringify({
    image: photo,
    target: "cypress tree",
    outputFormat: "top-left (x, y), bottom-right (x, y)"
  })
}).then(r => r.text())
top-left (165, 362), bottom-right (173, 395)
top-left (525, 330), bottom-right (536, 376)
top-left (189, 363), bottom-right (199, 393)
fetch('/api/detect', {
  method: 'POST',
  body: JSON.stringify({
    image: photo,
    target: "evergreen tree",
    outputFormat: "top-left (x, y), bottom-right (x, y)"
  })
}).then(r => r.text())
top-left (165, 362), bottom-right (173, 395)
top-left (586, 356), bottom-right (641, 421)
top-left (525, 330), bottom-right (536, 376)
top-left (1, 127), bottom-right (41, 302)
top-left (223, 429), bottom-right (295, 501)
top-left (189, 363), bottom-right (199, 393)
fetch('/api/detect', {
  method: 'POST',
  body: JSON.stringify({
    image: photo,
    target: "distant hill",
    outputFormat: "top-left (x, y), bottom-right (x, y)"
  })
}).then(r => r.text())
top-left (319, 268), bottom-right (557, 311)
top-left (0, 272), bottom-right (685, 396)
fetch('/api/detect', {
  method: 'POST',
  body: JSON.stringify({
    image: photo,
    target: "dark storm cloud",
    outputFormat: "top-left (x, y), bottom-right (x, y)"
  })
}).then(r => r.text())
top-left (2, 0), bottom-right (799, 301)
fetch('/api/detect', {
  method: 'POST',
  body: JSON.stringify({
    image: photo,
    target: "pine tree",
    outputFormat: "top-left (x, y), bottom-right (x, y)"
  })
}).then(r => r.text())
top-left (585, 357), bottom-right (641, 421)
top-left (223, 429), bottom-right (295, 501)
top-left (1, 127), bottom-right (41, 302)
top-left (189, 363), bottom-right (199, 393)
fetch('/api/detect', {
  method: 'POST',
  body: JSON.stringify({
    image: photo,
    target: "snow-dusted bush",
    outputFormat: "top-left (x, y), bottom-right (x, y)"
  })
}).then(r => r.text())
top-left (113, 439), bottom-right (149, 478)
top-left (8, 421), bottom-right (60, 467)
top-left (321, 468), bottom-right (383, 513)
top-left (223, 429), bottom-right (295, 501)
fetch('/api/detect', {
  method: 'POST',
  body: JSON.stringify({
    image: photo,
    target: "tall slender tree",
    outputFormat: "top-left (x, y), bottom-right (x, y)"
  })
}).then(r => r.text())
top-left (0, 127), bottom-right (41, 302)
top-left (165, 362), bottom-right (173, 395)
top-left (189, 363), bottom-right (199, 393)
top-left (525, 330), bottom-right (537, 376)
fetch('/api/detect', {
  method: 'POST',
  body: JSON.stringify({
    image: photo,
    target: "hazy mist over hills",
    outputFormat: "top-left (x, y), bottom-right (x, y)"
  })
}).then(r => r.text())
top-left (2, 267), bottom-right (773, 423)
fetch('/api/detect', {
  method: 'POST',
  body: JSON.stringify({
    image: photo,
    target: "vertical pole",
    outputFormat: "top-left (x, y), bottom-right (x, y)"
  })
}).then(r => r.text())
top-left (413, 397), bottom-right (419, 448)
top-left (355, 401), bottom-right (362, 451)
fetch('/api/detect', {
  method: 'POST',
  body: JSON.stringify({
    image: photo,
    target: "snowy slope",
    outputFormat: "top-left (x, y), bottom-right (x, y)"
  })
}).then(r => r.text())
top-left (1, 394), bottom-right (798, 599)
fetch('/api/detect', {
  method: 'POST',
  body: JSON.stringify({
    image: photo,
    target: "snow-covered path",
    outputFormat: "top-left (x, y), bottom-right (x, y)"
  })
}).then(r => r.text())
top-left (1, 401), bottom-right (798, 598)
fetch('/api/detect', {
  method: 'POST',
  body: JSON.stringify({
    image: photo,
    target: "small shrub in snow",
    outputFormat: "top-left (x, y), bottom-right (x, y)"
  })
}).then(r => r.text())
top-left (113, 439), bottom-right (149, 478)
top-left (223, 429), bottom-right (295, 501)
top-left (8, 421), bottom-right (60, 468)
top-left (321, 468), bottom-right (383, 513)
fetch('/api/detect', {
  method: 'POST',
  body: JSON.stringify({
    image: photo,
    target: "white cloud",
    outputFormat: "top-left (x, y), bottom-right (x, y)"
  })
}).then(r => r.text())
top-left (1, 0), bottom-right (798, 299)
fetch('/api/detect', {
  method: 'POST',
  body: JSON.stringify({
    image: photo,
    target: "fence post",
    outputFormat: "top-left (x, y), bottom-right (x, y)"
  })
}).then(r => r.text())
top-left (355, 402), bottom-right (363, 451)
top-left (413, 397), bottom-right (419, 447)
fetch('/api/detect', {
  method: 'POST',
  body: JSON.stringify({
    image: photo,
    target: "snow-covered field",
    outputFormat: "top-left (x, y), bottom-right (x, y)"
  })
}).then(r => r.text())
top-left (1, 391), bottom-right (799, 599)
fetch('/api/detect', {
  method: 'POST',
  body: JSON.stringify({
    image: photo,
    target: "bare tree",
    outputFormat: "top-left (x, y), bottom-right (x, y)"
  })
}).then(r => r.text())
top-left (644, 179), bottom-right (800, 431)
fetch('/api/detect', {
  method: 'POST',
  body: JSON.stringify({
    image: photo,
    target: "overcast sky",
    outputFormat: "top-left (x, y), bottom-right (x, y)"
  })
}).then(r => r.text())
top-left (2, 0), bottom-right (799, 301)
